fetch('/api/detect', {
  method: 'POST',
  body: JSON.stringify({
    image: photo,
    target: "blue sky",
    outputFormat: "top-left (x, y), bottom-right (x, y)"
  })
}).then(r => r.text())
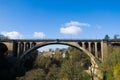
top-left (0, 0), bottom-right (120, 40)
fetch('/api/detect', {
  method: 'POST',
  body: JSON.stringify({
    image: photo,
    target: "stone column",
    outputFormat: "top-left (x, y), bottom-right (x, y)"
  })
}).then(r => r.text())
top-left (17, 42), bottom-right (20, 57)
top-left (24, 42), bottom-right (26, 52)
top-left (101, 40), bottom-right (108, 62)
top-left (30, 42), bottom-right (32, 48)
top-left (82, 42), bottom-right (85, 48)
top-left (95, 42), bottom-right (98, 58)
top-left (88, 42), bottom-right (91, 52)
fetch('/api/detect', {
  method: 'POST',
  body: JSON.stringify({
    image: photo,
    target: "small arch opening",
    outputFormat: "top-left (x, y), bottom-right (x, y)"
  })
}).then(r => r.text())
top-left (97, 42), bottom-right (101, 58)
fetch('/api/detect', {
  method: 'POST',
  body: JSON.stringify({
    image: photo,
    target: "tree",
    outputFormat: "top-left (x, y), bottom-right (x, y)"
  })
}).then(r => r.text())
top-left (60, 47), bottom-right (91, 80)
top-left (17, 47), bottom-right (92, 80)
top-left (34, 55), bottom-right (52, 71)
top-left (46, 64), bottom-right (60, 80)
top-left (104, 34), bottom-right (110, 41)
top-left (114, 34), bottom-right (119, 39)
top-left (17, 69), bottom-right (46, 80)
top-left (0, 34), bottom-right (9, 40)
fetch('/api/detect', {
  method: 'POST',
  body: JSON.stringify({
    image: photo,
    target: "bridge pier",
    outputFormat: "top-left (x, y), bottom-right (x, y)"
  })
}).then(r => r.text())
top-left (95, 42), bottom-right (98, 58)
top-left (88, 42), bottom-right (91, 53)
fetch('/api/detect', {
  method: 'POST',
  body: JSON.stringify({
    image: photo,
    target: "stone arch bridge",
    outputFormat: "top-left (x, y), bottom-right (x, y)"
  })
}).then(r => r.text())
top-left (0, 39), bottom-right (120, 66)
top-left (1, 39), bottom-right (120, 80)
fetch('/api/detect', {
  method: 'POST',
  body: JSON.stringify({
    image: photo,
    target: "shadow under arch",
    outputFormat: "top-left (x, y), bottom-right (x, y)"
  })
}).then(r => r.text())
top-left (18, 42), bottom-right (101, 67)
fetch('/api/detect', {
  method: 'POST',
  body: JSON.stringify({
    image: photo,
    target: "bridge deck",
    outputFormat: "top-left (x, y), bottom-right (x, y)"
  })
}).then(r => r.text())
top-left (0, 39), bottom-right (104, 42)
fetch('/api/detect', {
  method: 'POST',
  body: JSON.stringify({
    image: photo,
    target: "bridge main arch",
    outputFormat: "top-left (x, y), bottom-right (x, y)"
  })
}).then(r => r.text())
top-left (19, 41), bottom-right (101, 68)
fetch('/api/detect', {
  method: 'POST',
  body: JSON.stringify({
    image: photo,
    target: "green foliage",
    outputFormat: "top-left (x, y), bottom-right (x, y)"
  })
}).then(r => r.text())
top-left (104, 35), bottom-right (110, 41)
top-left (17, 69), bottom-right (46, 80)
top-left (17, 47), bottom-right (91, 80)
top-left (60, 47), bottom-right (91, 80)
top-left (114, 34), bottom-right (119, 39)
top-left (61, 59), bottom-right (91, 80)
top-left (100, 46), bottom-right (120, 80)
top-left (106, 73), bottom-right (115, 80)
top-left (67, 47), bottom-right (91, 69)
top-left (104, 47), bottom-right (120, 71)
top-left (46, 64), bottom-right (60, 80)
top-left (34, 55), bottom-right (52, 70)
top-left (113, 64), bottom-right (120, 80)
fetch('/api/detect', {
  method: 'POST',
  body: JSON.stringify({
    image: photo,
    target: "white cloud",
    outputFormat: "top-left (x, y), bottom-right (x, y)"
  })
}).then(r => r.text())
top-left (1, 31), bottom-right (24, 39)
top-left (60, 21), bottom-right (90, 35)
top-left (65, 21), bottom-right (90, 27)
top-left (60, 26), bottom-right (82, 35)
top-left (34, 32), bottom-right (45, 39)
